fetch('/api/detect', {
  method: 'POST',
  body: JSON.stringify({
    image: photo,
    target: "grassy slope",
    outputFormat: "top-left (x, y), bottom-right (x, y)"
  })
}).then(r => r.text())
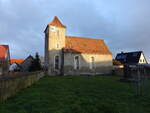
top-left (0, 75), bottom-right (150, 113)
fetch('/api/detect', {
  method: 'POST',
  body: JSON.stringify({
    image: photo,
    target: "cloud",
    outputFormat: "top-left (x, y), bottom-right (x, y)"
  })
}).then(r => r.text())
top-left (0, 0), bottom-right (150, 62)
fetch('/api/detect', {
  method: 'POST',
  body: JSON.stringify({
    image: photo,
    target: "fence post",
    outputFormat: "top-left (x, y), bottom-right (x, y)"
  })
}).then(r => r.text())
top-left (136, 67), bottom-right (141, 96)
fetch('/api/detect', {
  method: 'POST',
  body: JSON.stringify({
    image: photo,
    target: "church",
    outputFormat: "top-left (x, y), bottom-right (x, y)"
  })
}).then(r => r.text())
top-left (44, 16), bottom-right (112, 75)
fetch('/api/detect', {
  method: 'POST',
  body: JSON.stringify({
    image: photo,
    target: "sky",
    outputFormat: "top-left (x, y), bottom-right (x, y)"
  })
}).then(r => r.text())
top-left (0, 0), bottom-right (150, 62)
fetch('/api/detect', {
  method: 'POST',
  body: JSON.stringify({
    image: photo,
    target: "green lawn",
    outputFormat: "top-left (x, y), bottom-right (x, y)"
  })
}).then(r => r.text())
top-left (0, 75), bottom-right (150, 113)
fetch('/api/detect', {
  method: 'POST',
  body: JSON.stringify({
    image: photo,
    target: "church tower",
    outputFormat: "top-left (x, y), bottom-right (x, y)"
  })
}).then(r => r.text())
top-left (44, 16), bottom-right (66, 75)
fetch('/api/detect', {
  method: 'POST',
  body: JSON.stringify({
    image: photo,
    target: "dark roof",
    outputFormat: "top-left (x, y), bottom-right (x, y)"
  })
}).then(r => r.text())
top-left (21, 55), bottom-right (34, 65)
top-left (115, 51), bottom-right (146, 64)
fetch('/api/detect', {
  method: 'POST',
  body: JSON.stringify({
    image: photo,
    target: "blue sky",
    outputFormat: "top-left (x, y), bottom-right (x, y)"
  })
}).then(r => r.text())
top-left (0, 0), bottom-right (150, 62)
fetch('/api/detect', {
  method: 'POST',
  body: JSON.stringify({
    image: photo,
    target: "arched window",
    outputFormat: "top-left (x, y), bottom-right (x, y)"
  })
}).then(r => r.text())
top-left (54, 55), bottom-right (59, 70)
top-left (56, 44), bottom-right (59, 48)
top-left (90, 57), bottom-right (95, 69)
top-left (74, 56), bottom-right (79, 70)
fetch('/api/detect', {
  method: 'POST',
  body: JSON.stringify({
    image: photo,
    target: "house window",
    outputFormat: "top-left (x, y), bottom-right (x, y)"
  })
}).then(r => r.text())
top-left (143, 59), bottom-right (145, 62)
top-left (140, 59), bottom-right (142, 63)
top-left (90, 57), bottom-right (95, 69)
top-left (133, 53), bottom-right (138, 57)
top-left (54, 55), bottom-right (59, 70)
top-left (122, 55), bottom-right (127, 59)
top-left (74, 56), bottom-right (79, 70)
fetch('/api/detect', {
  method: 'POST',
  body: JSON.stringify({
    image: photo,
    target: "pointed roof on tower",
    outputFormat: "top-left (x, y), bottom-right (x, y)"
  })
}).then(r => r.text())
top-left (49, 16), bottom-right (66, 28)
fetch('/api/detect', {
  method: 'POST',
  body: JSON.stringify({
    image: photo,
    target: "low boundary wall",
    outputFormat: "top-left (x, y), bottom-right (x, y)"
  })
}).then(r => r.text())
top-left (0, 71), bottom-right (45, 102)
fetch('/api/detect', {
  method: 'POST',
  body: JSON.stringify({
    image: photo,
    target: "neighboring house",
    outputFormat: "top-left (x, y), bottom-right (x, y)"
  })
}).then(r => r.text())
top-left (0, 45), bottom-right (10, 75)
top-left (9, 63), bottom-right (20, 72)
top-left (20, 55), bottom-right (34, 72)
top-left (113, 59), bottom-right (124, 68)
top-left (115, 51), bottom-right (148, 65)
top-left (9, 59), bottom-right (24, 72)
top-left (44, 16), bottom-right (112, 75)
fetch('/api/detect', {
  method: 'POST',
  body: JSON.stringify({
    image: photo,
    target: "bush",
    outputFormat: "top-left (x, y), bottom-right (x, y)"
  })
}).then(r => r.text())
top-left (29, 53), bottom-right (42, 72)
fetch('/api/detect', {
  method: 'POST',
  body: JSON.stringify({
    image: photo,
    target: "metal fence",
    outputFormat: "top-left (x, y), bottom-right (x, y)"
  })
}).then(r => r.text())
top-left (123, 64), bottom-right (150, 96)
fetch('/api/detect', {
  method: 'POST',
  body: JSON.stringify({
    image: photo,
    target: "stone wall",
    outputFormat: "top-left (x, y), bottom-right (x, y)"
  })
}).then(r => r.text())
top-left (64, 53), bottom-right (112, 75)
top-left (0, 71), bottom-right (45, 102)
top-left (47, 50), bottom-right (62, 75)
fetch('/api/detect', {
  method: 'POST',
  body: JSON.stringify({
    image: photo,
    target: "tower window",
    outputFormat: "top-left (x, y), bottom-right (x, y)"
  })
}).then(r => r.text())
top-left (54, 55), bottom-right (59, 70)
top-left (74, 56), bottom-right (79, 70)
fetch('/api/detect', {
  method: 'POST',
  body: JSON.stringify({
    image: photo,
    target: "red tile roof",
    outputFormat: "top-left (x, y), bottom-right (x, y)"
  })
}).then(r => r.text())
top-left (49, 16), bottom-right (66, 28)
top-left (64, 36), bottom-right (112, 55)
top-left (10, 59), bottom-right (24, 64)
top-left (0, 45), bottom-right (9, 61)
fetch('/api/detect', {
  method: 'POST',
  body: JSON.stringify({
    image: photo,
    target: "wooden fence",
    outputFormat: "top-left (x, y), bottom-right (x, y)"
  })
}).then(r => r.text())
top-left (0, 71), bottom-right (45, 102)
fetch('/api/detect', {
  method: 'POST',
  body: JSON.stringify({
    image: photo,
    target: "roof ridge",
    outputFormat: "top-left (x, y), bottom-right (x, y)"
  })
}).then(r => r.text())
top-left (11, 58), bottom-right (24, 60)
top-left (118, 51), bottom-right (143, 54)
top-left (66, 35), bottom-right (103, 41)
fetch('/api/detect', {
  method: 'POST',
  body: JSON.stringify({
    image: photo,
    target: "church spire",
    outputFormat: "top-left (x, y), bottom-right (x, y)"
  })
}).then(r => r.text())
top-left (49, 16), bottom-right (66, 28)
